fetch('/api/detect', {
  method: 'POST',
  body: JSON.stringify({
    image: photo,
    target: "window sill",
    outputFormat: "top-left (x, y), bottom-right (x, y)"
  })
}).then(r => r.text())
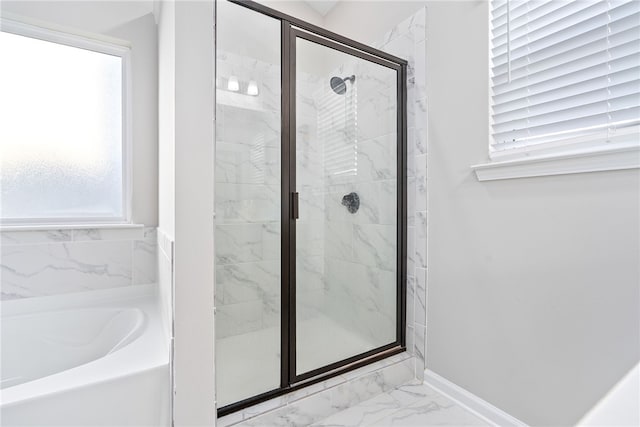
top-left (471, 143), bottom-right (640, 182)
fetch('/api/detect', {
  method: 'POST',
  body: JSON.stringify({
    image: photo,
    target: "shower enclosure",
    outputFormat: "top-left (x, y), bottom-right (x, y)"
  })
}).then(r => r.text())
top-left (215, 0), bottom-right (407, 415)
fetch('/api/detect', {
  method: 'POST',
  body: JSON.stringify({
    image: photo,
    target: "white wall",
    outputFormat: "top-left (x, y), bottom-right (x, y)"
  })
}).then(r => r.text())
top-left (156, 1), bottom-right (215, 425)
top-left (256, 0), bottom-right (323, 26)
top-left (323, 1), bottom-right (640, 425)
top-left (157, 0), bottom-right (175, 239)
top-left (1, 1), bottom-right (159, 227)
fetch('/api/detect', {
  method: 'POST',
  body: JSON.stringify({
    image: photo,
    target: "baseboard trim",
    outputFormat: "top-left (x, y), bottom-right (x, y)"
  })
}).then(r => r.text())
top-left (424, 370), bottom-right (527, 427)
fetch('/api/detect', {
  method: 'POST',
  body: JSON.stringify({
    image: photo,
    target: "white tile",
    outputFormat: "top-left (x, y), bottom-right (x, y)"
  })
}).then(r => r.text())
top-left (370, 393), bottom-right (487, 426)
top-left (415, 268), bottom-right (427, 326)
top-left (356, 134), bottom-right (398, 183)
top-left (352, 224), bottom-right (396, 272)
top-left (312, 392), bottom-right (402, 427)
top-left (215, 224), bottom-right (263, 265)
top-left (414, 324), bottom-right (426, 377)
top-left (216, 183), bottom-right (280, 223)
top-left (406, 275), bottom-right (415, 327)
top-left (415, 154), bottom-right (427, 212)
top-left (72, 227), bottom-right (144, 241)
top-left (355, 180), bottom-right (398, 226)
top-left (0, 229), bottom-right (71, 245)
top-left (133, 227), bottom-right (157, 285)
top-left (1, 240), bottom-right (132, 299)
top-left (415, 211), bottom-right (427, 269)
top-left (215, 300), bottom-right (262, 338)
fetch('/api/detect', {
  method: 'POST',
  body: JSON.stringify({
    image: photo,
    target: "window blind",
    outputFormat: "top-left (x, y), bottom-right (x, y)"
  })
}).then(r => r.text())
top-left (490, 0), bottom-right (640, 152)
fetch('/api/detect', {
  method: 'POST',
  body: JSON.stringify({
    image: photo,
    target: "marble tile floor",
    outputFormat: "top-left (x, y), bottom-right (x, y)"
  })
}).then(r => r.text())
top-left (217, 315), bottom-right (377, 407)
top-left (310, 382), bottom-right (489, 427)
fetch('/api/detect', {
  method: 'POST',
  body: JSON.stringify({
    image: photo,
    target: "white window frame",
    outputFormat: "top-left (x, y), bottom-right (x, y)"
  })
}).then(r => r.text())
top-left (0, 17), bottom-right (133, 226)
top-left (472, 1), bottom-right (640, 182)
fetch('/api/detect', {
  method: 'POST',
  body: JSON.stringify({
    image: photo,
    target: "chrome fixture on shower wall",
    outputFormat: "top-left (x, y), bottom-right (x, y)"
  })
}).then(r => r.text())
top-left (341, 192), bottom-right (360, 213)
top-left (329, 74), bottom-right (355, 95)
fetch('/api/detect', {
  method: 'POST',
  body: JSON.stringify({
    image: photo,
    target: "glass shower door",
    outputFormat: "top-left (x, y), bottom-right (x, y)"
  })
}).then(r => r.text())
top-left (216, 2), bottom-right (406, 412)
top-left (215, 0), bottom-right (282, 407)
top-left (293, 33), bottom-right (400, 377)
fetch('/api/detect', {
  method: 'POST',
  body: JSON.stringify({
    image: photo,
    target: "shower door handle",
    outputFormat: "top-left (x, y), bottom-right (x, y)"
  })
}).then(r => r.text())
top-left (292, 192), bottom-right (299, 220)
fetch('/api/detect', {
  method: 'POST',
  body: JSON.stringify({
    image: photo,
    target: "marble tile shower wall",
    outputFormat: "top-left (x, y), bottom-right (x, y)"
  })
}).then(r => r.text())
top-left (296, 71), bottom-right (328, 320)
top-left (375, 8), bottom-right (428, 380)
top-left (215, 50), bottom-right (324, 338)
top-left (320, 60), bottom-right (398, 346)
top-left (215, 50), bottom-right (281, 339)
top-left (0, 227), bottom-right (158, 300)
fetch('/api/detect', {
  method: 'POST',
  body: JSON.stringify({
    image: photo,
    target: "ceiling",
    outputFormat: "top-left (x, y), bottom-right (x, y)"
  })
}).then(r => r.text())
top-left (303, 0), bottom-right (339, 17)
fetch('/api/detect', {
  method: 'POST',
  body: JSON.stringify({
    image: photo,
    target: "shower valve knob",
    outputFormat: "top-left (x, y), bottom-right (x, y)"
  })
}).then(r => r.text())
top-left (341, 192), bottom-right (360, 214)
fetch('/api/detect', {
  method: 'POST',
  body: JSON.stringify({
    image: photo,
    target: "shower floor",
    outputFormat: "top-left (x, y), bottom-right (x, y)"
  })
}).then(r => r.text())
top-left (216, 315), bottom-right (376, 407)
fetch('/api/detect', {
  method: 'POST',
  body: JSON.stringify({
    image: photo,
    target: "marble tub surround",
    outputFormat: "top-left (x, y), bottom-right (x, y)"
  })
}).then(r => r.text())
top-left (217, 353), bottom-right (415, 427)
top-left (0, 226), bottom-right (158, 300)
top-left (310, 382), bottom-right (488, 427)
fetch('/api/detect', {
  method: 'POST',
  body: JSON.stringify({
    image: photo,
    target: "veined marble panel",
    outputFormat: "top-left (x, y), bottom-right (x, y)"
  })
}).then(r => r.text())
top-left (216, 141), bottom-right (280, 185)
top-left (311, 381), bottom-right (485, 427)
top-left (216, 299), bottom-right (262, 339)
top-left (352, 224), bottom-right (396, 272)
top-left (356, 134), bottom-right (398, 183)
top-left (297, 288), bottom-right (326, 322)
top-left (370, 390), bottom-right (485, 426)
top-left (296, 221), bottom-right (325, 258)
top-left (215, 223), bottom-right (263, 265)
top-left (0, 229), bottom-right (71, 245)
top-left (215, 183), bottom-right (280, 224)
top-left (376, 7), bottom-right (428, 372)
top-left (414, 323), bottom-right (426, 381)
top-left (261, 222), bottom-right (281, 261)
top-left (406, 275), bottom-right (415, 327)
top-left (216, 260), bottom-right (280, 304)
top-left (298, 186), bottom-right (326, 223)
top-left (261, 293), bottom-right (281, 328)
top-left (356, 91), bottom-right (397, 142)
top-left (297, 139), bottom-right (324, 188)
top-left (415, 268), bottom-right (427, 327)
top-left (71, 227), bottom-right (144, 241)
top-left (216, 107), bottom-right (281, 148)
top-left (133, 227), bottom-right (158, 285)
top-left (415, 154), bottom-right (427, 212)
top-left (1, 239), bottom-right (132, 300)
top-left (325, 220), bottom-right (353, 262)
top-left (414, 40), bottom-right (427, 105)
top-left (415, 211), bottom-right (427, 270)
top-left (407, 175), bottom-right (416, 227)
top-left (325, 259), bottom-right (396, 346)
top-left (223, 355), bottom-right (415, 427)
top-left (296, 255), bottom-right (326, 293)
top-left (356, 180), bottom-right (397, 226)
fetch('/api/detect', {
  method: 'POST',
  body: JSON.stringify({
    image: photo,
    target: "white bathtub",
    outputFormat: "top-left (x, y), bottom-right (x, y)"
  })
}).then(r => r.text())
top-left (0, 285), bottom-right (170, 426)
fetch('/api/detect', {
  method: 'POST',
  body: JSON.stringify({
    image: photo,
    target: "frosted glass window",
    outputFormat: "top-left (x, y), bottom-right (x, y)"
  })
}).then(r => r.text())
top-left (0, 28), bottom-right (127, 224)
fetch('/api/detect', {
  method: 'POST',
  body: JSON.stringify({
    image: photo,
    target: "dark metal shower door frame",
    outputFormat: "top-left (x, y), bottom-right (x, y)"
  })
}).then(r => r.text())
top-left (218, 0), bottom-right (408, 417)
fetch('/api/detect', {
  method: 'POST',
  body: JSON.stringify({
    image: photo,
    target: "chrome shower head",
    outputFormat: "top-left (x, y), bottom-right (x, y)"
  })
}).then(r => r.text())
top-left (330, 75), bottom-right (355, 95)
